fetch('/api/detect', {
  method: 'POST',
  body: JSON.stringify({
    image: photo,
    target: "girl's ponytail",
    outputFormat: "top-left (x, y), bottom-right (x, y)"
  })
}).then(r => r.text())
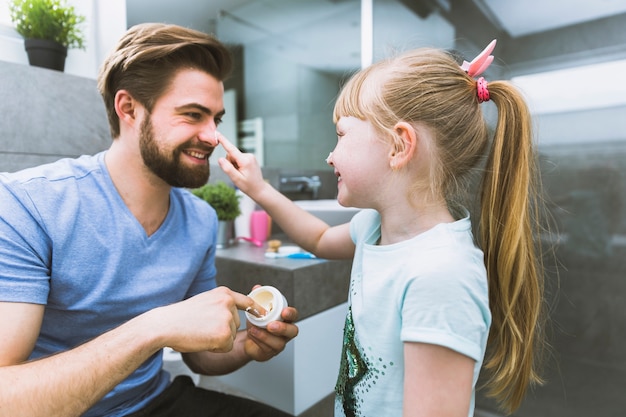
top-left (478, 81), bottom-right (547, 413)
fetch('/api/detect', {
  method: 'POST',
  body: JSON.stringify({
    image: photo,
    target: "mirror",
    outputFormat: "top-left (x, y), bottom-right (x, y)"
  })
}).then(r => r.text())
top-left (128, 0), bottom-right (626, 170)
top-left (216, 0), bottom-right (361, 170)
top-left (215, 0), bottom-right (459, 170)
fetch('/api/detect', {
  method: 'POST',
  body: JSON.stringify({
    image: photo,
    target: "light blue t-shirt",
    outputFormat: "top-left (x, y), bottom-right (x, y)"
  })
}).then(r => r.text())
top-left (0, 152), bottom-right (218, 416)
top-left (335, 209), bottom-right (491, 417)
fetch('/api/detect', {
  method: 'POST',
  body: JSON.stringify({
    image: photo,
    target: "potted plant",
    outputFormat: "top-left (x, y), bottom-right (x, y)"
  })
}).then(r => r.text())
top-left (192, 181), bottom-right (241, 248)
top-left (9, 0), bottom-right (86, 72)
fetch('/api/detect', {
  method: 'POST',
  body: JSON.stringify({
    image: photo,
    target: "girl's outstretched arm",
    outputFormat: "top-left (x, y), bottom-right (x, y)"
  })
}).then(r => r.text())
top-left (217, 134), bottom-right (355, 260)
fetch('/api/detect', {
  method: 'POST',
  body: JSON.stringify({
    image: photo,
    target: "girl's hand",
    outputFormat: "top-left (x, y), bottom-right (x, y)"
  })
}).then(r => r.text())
top-left (216, 133), bottom-right (266, 197)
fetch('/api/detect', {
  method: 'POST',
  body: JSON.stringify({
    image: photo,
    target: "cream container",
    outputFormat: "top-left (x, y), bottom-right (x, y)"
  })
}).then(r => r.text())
top-left (245, 285), bottom-right (288, 328)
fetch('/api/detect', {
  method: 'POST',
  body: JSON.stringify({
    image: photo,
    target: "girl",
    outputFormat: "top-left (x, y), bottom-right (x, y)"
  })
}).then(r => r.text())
top-left (218, 40), bottom-right (546, 417)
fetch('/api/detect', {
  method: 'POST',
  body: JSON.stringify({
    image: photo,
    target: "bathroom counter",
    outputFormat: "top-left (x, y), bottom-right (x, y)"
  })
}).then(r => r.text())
top-left (215, 240), bottom-right (352, 320)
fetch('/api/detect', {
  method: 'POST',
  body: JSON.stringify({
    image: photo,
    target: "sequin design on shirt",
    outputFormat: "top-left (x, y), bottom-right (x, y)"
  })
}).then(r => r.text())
top-left (335, 306), bottom-right (367, 417)
top-left (335, 306), bottom-right (396, 416)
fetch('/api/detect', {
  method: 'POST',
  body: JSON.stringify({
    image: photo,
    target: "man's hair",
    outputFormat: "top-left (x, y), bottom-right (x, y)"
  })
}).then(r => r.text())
top-left (97, 23), bottom-right (233, 138)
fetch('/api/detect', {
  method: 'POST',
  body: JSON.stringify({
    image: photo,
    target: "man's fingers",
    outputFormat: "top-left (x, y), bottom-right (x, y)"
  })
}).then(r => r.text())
top-left (280, 306), bottom-right (299, 323)
top-left (232, 292), bottom-right (267, 317)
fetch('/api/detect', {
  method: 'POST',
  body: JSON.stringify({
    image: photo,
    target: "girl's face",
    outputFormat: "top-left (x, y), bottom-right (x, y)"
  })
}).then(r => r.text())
top-left (329, 116), bottom-right (393, 208)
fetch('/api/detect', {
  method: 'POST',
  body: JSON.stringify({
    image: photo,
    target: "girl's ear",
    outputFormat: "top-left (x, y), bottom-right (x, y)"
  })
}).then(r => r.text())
top-left (114, 90), bottom-right (139, 126)
top-left (389, 121), bottom-right (417, 169)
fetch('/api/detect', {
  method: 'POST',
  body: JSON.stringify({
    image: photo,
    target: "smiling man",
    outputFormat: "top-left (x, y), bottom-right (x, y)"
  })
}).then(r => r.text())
top-left (134, 70), bottom-right (225, 189)
top-left (0, 23), bottom-right (298, 417)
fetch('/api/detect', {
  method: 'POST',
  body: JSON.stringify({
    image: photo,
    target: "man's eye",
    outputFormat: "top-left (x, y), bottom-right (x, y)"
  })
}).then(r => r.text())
top-left (186, 112), bottom-right (202, 120)
top-left (215, 116), bottom-right (223, 126)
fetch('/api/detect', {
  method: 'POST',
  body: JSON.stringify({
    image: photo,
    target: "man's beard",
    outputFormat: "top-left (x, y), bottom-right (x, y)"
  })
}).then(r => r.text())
top-left (139, 115), bottom-right (212, 188)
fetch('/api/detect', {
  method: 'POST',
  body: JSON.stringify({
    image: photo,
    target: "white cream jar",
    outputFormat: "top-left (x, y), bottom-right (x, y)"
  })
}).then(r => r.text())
top-left (245, 285), bottom-right (288, 328)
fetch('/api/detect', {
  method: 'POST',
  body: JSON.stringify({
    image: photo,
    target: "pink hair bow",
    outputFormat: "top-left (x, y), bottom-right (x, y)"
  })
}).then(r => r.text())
top-left (461, 39), bottom-right (496, 78)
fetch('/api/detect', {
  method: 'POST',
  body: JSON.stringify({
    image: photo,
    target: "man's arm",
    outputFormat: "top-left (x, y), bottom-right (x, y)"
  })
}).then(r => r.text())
top-left (0, 300), bottom-right (163, 416)
top-left (0, 287), bottom-right (257, 417)
top-left (0, 302), bottom-right (42, 366)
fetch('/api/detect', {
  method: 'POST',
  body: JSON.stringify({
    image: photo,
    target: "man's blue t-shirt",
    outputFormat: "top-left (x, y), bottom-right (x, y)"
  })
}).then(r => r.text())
top-left (0, 152), bottom-right (218, 416)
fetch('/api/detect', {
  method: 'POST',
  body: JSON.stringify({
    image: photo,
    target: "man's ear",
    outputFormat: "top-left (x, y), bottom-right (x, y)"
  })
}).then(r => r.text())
top-left (389, 121), bottom-right (417, 169)
top-left (114, 90), bottom-right (139, 126)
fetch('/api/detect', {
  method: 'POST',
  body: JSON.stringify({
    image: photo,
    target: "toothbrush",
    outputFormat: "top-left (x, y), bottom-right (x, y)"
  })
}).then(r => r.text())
top-left (265, 251), bottom-right (316, 259)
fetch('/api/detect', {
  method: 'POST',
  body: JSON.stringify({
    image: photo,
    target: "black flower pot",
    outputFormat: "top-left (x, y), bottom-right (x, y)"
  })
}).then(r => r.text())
top-left (24, 39), bottom-right (67, 72)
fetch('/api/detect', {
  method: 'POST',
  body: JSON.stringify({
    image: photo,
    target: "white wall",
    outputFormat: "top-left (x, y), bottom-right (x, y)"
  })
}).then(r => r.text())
top-left (0, 0), bottom-right (127, 79)
top-left (535, 104), bottom-right (626, 147)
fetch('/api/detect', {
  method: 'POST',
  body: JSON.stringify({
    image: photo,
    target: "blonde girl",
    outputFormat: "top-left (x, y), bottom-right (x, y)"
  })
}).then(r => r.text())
top-left (218, 40), bottom-right (546, 417)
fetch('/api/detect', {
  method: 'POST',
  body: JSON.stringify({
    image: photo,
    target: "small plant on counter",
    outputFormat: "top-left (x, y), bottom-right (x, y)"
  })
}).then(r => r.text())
top-left (192, 181), bottom-right (241, 222)
top-left (9, 0), bottom-right (86, 50)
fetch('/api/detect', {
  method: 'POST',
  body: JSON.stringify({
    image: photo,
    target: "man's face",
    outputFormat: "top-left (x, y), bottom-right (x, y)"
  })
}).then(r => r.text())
top-left (139, 114), bottom-right (211, 188)
top-left (139, 69), bottom-right (225, 188)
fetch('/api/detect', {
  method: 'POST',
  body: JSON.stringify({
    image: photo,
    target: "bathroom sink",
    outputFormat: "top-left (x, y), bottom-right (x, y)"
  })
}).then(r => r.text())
top-left (294, 199), bottom-right (360, 226)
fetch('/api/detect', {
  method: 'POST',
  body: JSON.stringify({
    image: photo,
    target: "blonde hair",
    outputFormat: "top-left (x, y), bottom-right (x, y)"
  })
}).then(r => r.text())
top-left (334, 48), bottom-right (546, 414)
top-left (97, 23), bottom-right (232, 138)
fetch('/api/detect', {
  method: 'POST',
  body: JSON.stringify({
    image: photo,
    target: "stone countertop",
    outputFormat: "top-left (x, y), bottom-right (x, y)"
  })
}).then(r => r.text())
top-left (215, 241), bottom-right (352, 320)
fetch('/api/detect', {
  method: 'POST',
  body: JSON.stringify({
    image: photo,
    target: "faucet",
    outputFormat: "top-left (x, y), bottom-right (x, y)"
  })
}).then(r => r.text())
top-left (280, 175), bottom-right (322, 199)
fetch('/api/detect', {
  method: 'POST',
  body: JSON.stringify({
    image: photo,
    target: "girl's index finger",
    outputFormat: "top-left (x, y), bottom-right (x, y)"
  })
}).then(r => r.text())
top-left (216, 132), bottom-right (239, 155)
top-left (216, 134), bottom-right (242, 171)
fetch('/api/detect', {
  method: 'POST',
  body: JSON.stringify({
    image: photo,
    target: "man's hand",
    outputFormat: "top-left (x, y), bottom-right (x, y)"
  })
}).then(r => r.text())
top-left (244, 306), bottom-right (299, 362)
top-left (154, 286), bottom-right (267, 354)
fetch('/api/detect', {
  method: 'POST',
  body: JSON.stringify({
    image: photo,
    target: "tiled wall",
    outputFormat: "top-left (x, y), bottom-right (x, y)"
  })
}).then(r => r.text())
top-left (241, 46), bottom-right (341, 170)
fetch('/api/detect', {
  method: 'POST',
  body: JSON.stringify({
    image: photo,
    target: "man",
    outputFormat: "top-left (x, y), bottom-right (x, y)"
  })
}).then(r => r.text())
top-left (0, 23), bottom-right (298, 416)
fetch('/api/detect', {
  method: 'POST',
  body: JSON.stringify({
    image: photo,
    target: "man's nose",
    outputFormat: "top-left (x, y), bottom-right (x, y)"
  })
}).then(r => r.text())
top-left (198, 124), bottom-right (219, 147)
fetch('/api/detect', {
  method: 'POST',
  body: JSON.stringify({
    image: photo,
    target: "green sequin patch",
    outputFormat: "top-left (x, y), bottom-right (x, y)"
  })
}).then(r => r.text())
top-left (335, 307), bottom-right (395, 417)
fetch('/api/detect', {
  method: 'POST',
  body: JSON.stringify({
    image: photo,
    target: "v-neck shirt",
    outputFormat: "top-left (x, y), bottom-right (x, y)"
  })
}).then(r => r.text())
top-left (0, 152), bottom-right (218, 416)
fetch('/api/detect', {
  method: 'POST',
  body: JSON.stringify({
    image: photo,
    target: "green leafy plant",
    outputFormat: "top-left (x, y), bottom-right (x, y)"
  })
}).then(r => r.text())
top-left (192, 181), bottom-right (241, 222)
top-left (9, 0), bottom-right (86, 50)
